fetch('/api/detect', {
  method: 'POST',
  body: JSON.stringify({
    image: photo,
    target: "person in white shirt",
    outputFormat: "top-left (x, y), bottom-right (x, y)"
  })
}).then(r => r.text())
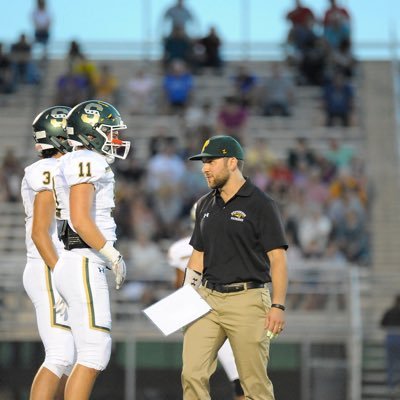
top-left (52, 100), bottom-right (130, 399)
top-left (32, 0), bottom-right (51, 58)
top-left (21, 106), bottom-right (75, 400)
top-left (168, 203), bottom-right (245, 400)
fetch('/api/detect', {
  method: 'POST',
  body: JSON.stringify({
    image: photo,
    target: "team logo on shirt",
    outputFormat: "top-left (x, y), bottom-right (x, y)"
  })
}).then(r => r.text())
top-left (230, 210), bottom-right (246, 222)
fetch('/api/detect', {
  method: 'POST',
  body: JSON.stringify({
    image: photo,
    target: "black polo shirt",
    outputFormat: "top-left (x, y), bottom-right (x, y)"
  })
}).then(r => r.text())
top-left (190, 178), bottom-right (288, 284)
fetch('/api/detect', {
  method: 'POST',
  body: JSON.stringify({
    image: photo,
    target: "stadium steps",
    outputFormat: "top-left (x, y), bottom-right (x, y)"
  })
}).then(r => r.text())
top-left (361, 341), bottom-right (397, 400)
top-left (18, 58), bottom-right (364, 163)
top-left (362, 61), bottom-right (400, 273)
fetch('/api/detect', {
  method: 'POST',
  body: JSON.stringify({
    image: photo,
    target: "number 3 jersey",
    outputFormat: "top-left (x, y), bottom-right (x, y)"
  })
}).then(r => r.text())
top-left (53, 149), bottom-right (117, 247)
top-left (21, 157), bottom-right (63, 260)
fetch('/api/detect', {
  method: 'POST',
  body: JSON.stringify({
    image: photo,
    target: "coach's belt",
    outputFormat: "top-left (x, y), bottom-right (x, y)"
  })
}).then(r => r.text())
top-left (202, 280), bottom-right (265, 293)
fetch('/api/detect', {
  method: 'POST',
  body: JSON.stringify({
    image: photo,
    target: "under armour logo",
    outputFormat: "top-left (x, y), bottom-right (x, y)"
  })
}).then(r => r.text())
top-left (203, 213), bottom-right (209, 218)
top-left (98, 267), bottom-right (105, 273)
top-left (191, 277), bottom-right (199, 287)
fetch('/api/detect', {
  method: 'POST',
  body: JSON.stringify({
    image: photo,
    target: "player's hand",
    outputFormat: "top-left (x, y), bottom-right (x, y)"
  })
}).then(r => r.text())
top-left (54, 295), bottom-right (67, 318)
top-left (99, 242), bottom-right (126, 289)
top-left (112, 255), bottom-right (126, 290)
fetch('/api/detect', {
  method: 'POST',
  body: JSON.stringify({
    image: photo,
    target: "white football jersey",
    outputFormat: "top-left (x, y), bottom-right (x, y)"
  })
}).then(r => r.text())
top-left (21, 157), bottom-right (63, 259)
top-left (167, 235), bottom-right (192, 272)
top-left (53, 149), bottom-right (117, 241)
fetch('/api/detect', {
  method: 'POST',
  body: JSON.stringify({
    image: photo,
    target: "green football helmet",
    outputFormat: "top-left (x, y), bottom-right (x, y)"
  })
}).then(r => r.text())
top-left (32, 106), bottom-right (72, 154)
top-left (66, 100), bottom-right (130, 159)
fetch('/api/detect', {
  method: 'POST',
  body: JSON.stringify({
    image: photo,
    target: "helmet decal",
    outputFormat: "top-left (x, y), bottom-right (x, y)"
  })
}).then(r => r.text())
top-left (50, 107), bottom-right (68, 129)
top-left (81, 102), bottom-right (103, 126)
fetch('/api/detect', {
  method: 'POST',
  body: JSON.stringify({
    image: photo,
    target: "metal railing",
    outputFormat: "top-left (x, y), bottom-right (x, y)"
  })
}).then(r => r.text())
top-left (0, 245), bottom-right (364, 399)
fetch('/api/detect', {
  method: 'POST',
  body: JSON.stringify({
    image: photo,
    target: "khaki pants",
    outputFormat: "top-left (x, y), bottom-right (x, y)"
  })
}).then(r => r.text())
top-left (182, 285), bottom-right (274, 400)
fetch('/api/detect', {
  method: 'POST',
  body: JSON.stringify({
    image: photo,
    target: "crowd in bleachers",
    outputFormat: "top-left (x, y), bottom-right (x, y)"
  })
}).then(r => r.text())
top-left (0, 0), bottom-right (370, 297)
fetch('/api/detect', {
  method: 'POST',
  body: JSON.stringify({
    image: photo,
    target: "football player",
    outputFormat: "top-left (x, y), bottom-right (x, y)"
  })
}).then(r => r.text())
top-left (52, 100), bottom-right (130, 399)
top-left (168, 203), bottom-right (245, 400)
top-left (21, 106), bottom-right (75, 400)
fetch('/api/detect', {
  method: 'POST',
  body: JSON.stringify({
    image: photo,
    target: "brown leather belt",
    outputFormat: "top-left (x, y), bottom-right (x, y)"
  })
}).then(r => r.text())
top-left (202, 280), bottom-right (265, 293)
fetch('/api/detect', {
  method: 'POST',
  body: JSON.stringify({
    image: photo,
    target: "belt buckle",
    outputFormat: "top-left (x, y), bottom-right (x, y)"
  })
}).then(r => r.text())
top-left (229, 283), bottom-right (244, 292)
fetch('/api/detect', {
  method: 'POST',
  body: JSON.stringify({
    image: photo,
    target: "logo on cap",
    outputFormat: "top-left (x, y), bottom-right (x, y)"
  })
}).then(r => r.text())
top-left (201, 139), bottom-right (210, 153)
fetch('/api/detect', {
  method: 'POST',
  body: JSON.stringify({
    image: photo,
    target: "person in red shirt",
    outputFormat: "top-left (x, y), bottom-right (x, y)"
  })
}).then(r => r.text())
top-left (286, 0), bottom-right (315, 28)
top-left (323, 0), bottom-right (350, 30)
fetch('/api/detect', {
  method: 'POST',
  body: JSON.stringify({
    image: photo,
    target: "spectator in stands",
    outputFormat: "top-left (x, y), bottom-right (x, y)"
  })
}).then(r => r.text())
top-left (216, 95), bottom-right (248, 144)
top-left (328, 168), bottom-right (367, 207)
top-left (231, 64), bottom-right (258, 107)
top-left (297, 203), bottom-right (332, 259)
top-left (285, 0), bottom-right (316, 56)
top-left (331, 37), bottom-right (357, 78)
top-left (380, 294), bottom-right (400, 397)
top-left (10, 33), bottom-right (40, 85)
top-left (197, 26), bottom-right (223, 74)
top-left (0, 149), bottom-right (23, 202)
top-left (285, 2), bottom-right (326, 86)
top-left (287, 137), bottom-right (316, 171)
top-left (146, 138), bottom-right (186, 238)
top-left (0, 43), bottom-right (15, 94)
top-left (298, 35), bottom-right (330, 86)
top-left (163, 59), bottom-right (194, 114)
top-left (113, 184), bottom-right (134, 239)
top-left (336, 208), bottom-right (370, 264)
top-left (180, 159), bottom-right (209, 213)
top-left (130, 195), bottom-right (159, 241)
top-left (303, 168), bottom-right (330, 206)
top-left (183, 98), bottom-right (215, 145)
top-left (32, 0), bottom-right (51, 60)
top-left (163, 25), bottom-right (194, 72)
top-left (72, 55), bottom-right (98, 98)
top-left (65, 40), bottom-right (97, 96)
top-left (126, 67), bottom-right (156, 115)
top-left (54, 65), bottom-right (90, 107)
top-left (324, 137), bottom-right (354, 169)
top-left (268, 159), bottom-right (294, 200)
top-left (245, 137), bottom-right (277, 176)
top-left (323, 0), bottom-right (351, 50)
top-left (94, 64), bottom-right (119, 105)
top-left (161, 0), bottom-right (199, 37)
top-left (128, 232), bottom-right (166, 280)
top-left (323, 0), bottom-right (351, 32)
top-left (322, 72), bottom-right (354, 127)
top-left (66, 40), bottom-right (84, 69)
top-left (260, 62), bottom-right (295, 116)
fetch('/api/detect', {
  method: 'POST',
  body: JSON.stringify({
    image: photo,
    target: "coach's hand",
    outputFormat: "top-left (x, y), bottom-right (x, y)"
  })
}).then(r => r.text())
top-left (112, 255), bottom-right (127, 290)
top-left (99, 241), bottom-right (127, 290)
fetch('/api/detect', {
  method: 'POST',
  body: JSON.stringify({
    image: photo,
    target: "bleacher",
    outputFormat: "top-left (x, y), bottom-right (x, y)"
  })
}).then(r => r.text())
top-left (0, 53), bottom-right (399, 399)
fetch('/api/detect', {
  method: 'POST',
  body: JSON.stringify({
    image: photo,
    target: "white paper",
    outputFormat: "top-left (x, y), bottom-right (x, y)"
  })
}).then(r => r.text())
top-left (142, 285), bottom-right (212, 336)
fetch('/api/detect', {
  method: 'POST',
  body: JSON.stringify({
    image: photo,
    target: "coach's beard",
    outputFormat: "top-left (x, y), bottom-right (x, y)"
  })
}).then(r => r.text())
top-left (205, 174), bottom-right (229, 190)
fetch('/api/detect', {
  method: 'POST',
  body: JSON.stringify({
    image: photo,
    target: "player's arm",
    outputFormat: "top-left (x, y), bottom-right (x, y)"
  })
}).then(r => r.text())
top-left (183, 249), bottom-right (204, 288)
top-left (31, 190), bottom-right (59, 269)
top-left (70, 182), bottom-right (126, 289)
top-left (69, 183), bottom-right (107, 250)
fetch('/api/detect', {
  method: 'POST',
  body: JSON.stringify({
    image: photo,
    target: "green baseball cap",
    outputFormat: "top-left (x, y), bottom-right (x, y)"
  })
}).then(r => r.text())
top-left (189, 135), bottom-right (244, 160)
